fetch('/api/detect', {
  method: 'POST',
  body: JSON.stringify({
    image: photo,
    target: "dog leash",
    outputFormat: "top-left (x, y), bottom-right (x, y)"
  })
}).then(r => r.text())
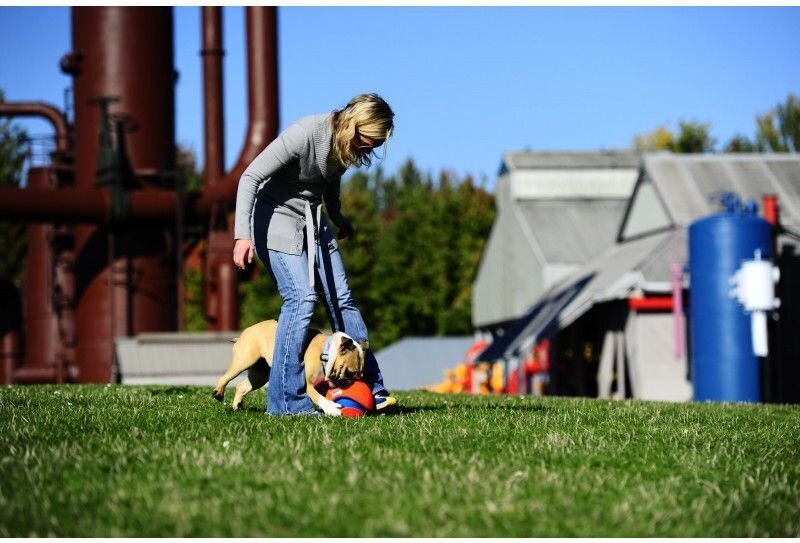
top-left (320, 336), bottom-right (335, 379)
top-left (303, 198), bottom-right (324, 289)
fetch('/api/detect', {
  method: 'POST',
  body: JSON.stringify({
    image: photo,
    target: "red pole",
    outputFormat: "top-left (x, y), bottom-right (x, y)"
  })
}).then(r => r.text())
top-left (203, 7), bottom-right (279, 331)
top-left (18, 168), bottom-right (62, 383)
top-left (763, 194), bottom-right (779, 226)
top-left (202, 6), bottom-right (225, 188)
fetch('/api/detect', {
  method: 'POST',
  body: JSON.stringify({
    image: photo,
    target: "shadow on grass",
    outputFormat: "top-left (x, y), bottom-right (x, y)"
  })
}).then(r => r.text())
top-left (393, 404), bottom-right (548, 416)
top-left (211, 400), bottom-right (550, 417)
top-left (232, 406), bottom-right (266, 414)
top-left (148, 386), bottom-right (196, 396)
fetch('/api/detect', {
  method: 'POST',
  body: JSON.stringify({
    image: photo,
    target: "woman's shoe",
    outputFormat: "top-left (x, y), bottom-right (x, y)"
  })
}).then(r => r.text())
top-left (374, 391), bottom-right (398, 413)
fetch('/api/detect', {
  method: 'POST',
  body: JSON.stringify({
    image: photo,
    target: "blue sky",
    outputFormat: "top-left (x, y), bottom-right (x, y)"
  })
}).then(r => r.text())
top-left (1, 6), bottom-right (799, 188)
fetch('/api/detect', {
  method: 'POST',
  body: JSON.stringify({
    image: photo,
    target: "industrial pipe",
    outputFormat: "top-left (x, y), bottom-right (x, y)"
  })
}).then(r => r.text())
top-left (71, 7), bottom-right (177, 383)
top-left (0, 331), bottom-right (20, 385)
top-left (200, 6), bottom-right (278, 332)
top-left (0, 7), bottom-right (277, 225)
top-left (0, 188), bottom-right (110, 222)
top-left (197, 6), bottom-right (278, 213)
top-left (202, 6), bottom-right (225, 187)
top-left (0, 277), bottom-right (23, 385)
top-left (0, 187), bottom-right (182, 224)
top-left (19, 168), bottom-right (65, 383)
top-left (0, 102), bottom-right (71, 153)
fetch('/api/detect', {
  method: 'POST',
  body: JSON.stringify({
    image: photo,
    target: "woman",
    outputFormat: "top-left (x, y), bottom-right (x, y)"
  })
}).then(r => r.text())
top-left (232, 93), bottom-right (397, 416)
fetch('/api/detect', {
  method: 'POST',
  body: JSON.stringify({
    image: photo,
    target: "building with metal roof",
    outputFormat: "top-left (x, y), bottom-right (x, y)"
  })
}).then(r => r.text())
top-left (472, 150), bottom-right (640, 331)
top-left (475, 152), bottom-right (800, 402)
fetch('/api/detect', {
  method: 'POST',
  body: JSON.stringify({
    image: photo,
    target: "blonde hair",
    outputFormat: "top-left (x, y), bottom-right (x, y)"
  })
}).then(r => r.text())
top-left (331, 93), bottom-right (394, 169)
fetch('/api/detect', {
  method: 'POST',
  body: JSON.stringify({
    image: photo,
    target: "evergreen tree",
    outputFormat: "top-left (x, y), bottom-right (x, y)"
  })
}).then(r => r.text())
top-left (673, 121), bottom-right (715, 153)
top-left (723, 134), bottom-right (755, 153)
top-left (175, 143), bottom-right (211, 331)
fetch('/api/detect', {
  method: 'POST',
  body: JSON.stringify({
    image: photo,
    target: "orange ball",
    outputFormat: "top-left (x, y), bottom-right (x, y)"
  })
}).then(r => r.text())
top-left (325, 380), bottom-right (375, 417)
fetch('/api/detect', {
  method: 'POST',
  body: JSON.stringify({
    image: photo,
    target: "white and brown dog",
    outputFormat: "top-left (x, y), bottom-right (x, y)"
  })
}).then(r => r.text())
top-left (212, 319), bottom-right (368, 416)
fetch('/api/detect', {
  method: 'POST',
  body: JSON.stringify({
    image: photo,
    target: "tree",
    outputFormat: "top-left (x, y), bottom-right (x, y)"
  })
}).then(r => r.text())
top-left (633, 121), bottom-right (715, 153)
top-left (756, 112), bottom-right (785, 152)
top-left (673, 121), bottom-right (715, 153)
top-left (366, 159), bottom-right (496, 349)
top-left (723, 134), bottom-right (755, 153)
top-left (755, 93), bottom-right (800, 152)
top-left (174, 143), bottom-right (212, 331)
top-left (633, 126), bottom-right (674, 152)
top-left (0, 89), bottom-right (30, 283)
top-left (775, 93), bottom-right (800, 152)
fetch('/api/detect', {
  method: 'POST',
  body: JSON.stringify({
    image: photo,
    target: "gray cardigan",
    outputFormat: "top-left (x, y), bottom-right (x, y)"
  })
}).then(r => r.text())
top-left (234, 113), bottom-right (347, 286)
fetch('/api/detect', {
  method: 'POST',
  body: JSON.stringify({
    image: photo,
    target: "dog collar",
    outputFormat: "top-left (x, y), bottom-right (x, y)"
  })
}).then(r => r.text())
top-left (320, 336), bottom-right (335, 379)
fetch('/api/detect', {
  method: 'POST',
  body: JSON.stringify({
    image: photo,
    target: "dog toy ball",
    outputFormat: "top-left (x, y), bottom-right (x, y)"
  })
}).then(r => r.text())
top-left (326, 380), bottom-right (375, 417)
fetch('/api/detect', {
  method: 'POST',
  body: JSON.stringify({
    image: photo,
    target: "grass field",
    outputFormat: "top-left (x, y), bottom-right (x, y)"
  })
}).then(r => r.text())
top-left (1, 385), bottom-right (798, 537)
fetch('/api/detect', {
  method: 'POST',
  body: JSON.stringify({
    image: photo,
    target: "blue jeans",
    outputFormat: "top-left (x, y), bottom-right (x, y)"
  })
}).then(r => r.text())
top-left (253, 211), bottom-right (388, 415)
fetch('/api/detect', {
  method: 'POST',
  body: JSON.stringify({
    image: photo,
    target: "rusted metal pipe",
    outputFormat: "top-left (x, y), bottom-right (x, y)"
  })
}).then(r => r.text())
top-left (0, 187), bottom-right (110, 222)
top-left (0, 102), bottom-right (71, 153)
top-left (202, 6), bottom-right (225, 187)
top-left (14, 366), bottom-right (60, 384)
top-left (19, 168), bottom-right (64, 383)
top-left (200, 7), bottom-right (278, 332)
top-left (0, 186), bottom-right (181, 223)
top-left (71, 7), bottom-right (177, 383)
top-left (0, 8), bottom-right (277, 225)
top-left (197, 6), bottom-right (278, 213)
top-left (0, 331), bottom-right (21, 385)
top-left (0, 277), bottom-right (23, 385)
top-left (52, 222), bottom-right (77, 383)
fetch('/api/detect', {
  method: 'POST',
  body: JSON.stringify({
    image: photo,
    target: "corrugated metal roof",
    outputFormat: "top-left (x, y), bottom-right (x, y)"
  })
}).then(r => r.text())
top-left (375, 336), bottom-right (475, 390)
top-left (517, 199), bottom-right (629, 263)
top-left (476, 231), bottom-right (679, 361)
top-left (550, 231), bottom-right (676, 335)
top-left (503, 150), bottom-right (641, 172)
top-left (645, 154), bottom-right (800, 230)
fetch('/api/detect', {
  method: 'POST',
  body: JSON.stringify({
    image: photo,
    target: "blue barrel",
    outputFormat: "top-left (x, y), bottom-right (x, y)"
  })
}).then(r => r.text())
top-left (688, 194), bottom-right (772, 402)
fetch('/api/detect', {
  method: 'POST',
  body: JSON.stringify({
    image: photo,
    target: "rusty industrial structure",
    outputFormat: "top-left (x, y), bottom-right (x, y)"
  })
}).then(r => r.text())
top-left (0, 7), bottom-right (279, 384)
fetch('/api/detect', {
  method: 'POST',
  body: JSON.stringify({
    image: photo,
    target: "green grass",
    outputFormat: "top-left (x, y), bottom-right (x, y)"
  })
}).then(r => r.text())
top-left (1, 385), bottom-right (798, 537)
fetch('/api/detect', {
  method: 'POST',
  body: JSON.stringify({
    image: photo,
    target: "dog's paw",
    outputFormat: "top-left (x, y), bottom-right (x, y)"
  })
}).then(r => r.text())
top-left (232, 401), bottom-right (242, 411)
top-left (212, 390), bottom-right (224, 402)
top-left (320, 398), bottom-right (342, 417)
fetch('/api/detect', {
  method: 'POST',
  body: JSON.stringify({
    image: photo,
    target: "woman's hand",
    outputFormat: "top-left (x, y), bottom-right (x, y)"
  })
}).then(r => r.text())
top-left (233, 238), bottom-right (255, 270)
top-left (334, 215), bottom-right (355, 241)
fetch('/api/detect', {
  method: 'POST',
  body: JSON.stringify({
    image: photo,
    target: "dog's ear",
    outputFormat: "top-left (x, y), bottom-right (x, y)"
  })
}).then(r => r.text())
top-left (357, 339), bottom-right (369, 353)
top-left (340, 336), bottom-right (354, 351)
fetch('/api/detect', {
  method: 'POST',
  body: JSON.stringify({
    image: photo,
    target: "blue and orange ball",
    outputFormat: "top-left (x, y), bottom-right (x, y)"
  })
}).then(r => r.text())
top-left (325, 380), bottom-right (375, 417)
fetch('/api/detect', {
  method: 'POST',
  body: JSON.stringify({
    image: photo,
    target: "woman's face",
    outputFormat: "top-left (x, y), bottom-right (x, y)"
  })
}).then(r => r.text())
top-left (351, 128), bottom-right (383, 153)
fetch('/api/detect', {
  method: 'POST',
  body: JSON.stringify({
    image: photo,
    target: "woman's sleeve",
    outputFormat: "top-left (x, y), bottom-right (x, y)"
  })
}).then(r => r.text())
top-left (233, 124), bottom-right (305, 240)
top-left (323, 175), bottom-right (345, 225)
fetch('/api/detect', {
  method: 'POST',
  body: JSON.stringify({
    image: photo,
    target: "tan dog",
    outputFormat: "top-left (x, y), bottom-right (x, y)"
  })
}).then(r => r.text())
top-left (212, 319), bottom-right (368, 416)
